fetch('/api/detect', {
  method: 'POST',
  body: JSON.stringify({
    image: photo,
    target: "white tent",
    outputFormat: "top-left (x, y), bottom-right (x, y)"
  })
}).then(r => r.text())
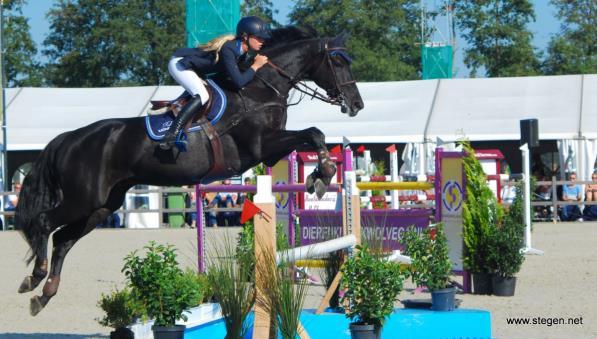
top-left (4, 74), bottom-right (597, 180)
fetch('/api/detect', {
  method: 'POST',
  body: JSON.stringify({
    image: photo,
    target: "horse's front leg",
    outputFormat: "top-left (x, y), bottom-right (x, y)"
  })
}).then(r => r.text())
top-left (260, 127), bottom-right (336, 198)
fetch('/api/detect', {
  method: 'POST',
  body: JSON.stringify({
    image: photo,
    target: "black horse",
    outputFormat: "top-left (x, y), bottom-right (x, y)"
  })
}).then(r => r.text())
top-left (15, 26), bottom-right (363, 316)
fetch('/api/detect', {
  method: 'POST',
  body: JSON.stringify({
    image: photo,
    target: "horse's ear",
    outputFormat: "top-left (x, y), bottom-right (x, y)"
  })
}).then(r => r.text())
top-left (331, 31), bottom-right (350, 47)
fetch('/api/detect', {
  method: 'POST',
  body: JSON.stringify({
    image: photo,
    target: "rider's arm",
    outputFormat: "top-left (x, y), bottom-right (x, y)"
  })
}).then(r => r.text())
top-left (219, 44), bottom-right (256, 89)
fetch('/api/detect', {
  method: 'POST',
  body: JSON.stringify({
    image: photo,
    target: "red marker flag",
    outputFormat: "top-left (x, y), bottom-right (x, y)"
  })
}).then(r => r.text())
top-left (240, 199), bottom-right (272, 224)
top-left (356, 145), bottom-right (366, 153)
top-left (385, 144), bottom-right (397, 153)
top-left (330, 145), bottom-right (342, 153)
top-left (240, 200), bottom-right (261, 224)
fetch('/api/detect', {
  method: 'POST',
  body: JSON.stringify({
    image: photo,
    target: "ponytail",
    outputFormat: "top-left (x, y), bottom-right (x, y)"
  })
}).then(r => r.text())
top-left (199, 34), bottom-right (236, 63)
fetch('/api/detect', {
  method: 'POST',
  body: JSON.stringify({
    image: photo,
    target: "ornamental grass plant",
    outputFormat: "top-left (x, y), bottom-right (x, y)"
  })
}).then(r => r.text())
top-left (207, 235), bottom-right (255, 339)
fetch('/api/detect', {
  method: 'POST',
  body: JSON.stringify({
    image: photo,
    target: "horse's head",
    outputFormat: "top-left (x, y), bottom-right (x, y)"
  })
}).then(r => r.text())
top-left (262, 27), bottom-right (364, 117)
top-left (309, 34), bottom-right (364, 117)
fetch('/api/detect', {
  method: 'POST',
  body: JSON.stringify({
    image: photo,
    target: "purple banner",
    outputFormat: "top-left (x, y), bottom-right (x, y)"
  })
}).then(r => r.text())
top-left (297, 209), bottom-right (432, 251)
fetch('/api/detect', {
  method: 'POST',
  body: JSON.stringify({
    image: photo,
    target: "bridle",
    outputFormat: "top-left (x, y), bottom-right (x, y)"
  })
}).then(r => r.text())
top-left (260, 40), bottom-right (355, 109)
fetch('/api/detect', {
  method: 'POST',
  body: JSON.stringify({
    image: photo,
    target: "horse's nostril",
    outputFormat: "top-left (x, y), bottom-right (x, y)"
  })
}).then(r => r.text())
top-left (354, 101), bottom-right (364, 110)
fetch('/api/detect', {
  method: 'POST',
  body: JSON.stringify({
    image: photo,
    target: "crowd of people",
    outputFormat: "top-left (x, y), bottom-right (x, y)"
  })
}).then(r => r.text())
top-left (533, 171), bottom-right (597, 222)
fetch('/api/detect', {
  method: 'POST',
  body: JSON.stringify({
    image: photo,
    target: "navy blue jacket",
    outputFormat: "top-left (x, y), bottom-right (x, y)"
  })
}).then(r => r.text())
top-left (172, 39), bottom-right (256, 89)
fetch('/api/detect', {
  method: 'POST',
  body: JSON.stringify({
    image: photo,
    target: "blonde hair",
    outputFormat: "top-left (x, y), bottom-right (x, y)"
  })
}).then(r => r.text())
top-left (199, 34), bottom-right (236, 63)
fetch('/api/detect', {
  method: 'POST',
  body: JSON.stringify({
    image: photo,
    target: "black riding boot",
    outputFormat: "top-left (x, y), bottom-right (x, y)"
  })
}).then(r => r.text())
top-left (159, 95), bottom-right (204, 151)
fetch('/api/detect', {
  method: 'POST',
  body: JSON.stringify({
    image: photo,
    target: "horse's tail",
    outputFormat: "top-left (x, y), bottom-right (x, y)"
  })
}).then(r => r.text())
top-left (15, 135), bottom-right (63, 265)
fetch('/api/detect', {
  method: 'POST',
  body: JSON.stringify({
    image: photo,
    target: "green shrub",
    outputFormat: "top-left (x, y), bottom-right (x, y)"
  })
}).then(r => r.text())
top-left (401, 224), bottom-right (452, 291)
top-left (488, 184), bottom-right (526, 278)
top-left (340, 244), bottom-right (405, 327)
top-left (122, 241), bottom-right (202, 326)
top-left (97, 288), bottom-right (139, 329)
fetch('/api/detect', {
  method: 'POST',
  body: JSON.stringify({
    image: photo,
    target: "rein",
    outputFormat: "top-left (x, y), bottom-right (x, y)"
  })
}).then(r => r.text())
top-left (262, 41), bottom-right (354, 107)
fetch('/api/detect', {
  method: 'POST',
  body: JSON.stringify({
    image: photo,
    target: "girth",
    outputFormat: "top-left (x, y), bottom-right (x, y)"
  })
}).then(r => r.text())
top-left (197, 101), bottom-right (288, 184)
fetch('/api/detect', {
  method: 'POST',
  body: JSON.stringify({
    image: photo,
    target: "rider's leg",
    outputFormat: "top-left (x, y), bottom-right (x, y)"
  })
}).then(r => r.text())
top-left (160, 95), bottom-right (204, 149)
top-left (160, 57), bottom-right (210, 150)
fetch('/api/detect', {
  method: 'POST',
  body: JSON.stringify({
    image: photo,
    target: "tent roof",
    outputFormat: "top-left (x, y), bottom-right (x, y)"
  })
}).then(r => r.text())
top-left (5, 74), bottom-right (596, 151)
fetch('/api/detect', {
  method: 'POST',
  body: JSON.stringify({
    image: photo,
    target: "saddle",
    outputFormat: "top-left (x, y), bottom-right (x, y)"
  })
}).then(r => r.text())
top-left (145, 79), bottom-right (227, 140)
top-left (145, 79), bottom-right (233, 183)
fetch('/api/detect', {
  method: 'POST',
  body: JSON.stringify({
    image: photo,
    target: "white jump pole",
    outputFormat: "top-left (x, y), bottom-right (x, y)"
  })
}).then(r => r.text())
top-left (277, 235), bottom-right (357, 264)
top-left (390, 149), bottom-right (400, 209)
top-left (520, 143), bottom-right (544, 255)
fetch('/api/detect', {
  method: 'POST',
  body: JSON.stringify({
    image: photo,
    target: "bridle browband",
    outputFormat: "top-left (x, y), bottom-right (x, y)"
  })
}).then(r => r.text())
top-left (260, 40), bottom-right (355, 107)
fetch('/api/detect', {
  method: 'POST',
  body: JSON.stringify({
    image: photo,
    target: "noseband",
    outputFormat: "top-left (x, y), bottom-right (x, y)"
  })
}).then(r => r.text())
top-left (263, 40), bottom-right (355, 107)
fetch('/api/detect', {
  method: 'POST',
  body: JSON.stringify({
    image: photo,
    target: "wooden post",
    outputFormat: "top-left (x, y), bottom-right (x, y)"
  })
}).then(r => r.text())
top-left (253, 176), bottom-right (277, 339)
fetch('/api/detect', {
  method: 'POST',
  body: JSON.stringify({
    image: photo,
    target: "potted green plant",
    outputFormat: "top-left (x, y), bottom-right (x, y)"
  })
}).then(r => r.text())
top-left (123, 241), bottom-right (203, 339)
top-left (96, 288), bottom-right (138, 339)
top-left (460, 141), bottom-right (504, 294)
top-left (401, 223), bottom-right (455, 311)
top-left (487, 183), bottom-right (526, 296)
top-left (340, 244), bottom-right (405, 339)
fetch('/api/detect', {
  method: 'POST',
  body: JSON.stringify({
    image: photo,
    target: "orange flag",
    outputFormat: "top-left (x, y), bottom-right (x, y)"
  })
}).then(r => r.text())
top-left (330, 145), bottom-right (342, 153)
top-left (385, 144), bottom-right (397, 153)
top-left (240, 199), bottom-right (271, 224)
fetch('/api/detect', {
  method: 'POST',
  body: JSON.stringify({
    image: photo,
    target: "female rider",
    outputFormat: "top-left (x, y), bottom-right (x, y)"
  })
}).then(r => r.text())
top-left (160, 16), bottom-right (270, 150)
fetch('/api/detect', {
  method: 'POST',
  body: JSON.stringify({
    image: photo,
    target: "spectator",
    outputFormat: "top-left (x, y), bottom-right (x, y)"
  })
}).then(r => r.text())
top-left (4, 183), bottom-right (21, 229)
top-left (560, 172), bottom-right (582, 221)
top-left (583, 171), bottom-right (597, 220)
top-left (184, 187), bottom-right (197, 228)
top-left (208, 179), bottom-right (238, 227)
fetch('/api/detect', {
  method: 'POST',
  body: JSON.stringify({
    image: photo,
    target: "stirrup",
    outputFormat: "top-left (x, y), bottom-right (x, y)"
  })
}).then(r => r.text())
top-left (159, 131), bottom-right (188, 152)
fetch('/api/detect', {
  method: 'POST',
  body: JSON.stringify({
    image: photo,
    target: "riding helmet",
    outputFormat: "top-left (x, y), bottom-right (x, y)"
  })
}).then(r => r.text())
top-left (236, 16), bottom-right (271, 39)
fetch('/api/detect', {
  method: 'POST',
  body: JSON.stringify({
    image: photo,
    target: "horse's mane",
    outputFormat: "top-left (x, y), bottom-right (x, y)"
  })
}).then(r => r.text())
top-left (264, 25), bottom-right (319, 50)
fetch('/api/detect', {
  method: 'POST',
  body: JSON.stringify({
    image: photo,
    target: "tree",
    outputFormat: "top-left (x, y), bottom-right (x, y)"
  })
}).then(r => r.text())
top-left (289, 0), bottom-right (423, 82)
top-left (2, 0), bottom-right (42, 87)
top-left (453, 0), bottom-right (540, 77)
top-left (241, 0), bottom-right (280, 27)
top-left (43, 0), bottom-right (184, 87)
top-left (542, 0), bottom-right (596, 75)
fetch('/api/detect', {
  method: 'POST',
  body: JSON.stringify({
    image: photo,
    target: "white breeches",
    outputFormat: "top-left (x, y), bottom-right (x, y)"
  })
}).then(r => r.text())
top-left (168, 57), bottom-right (209, 105)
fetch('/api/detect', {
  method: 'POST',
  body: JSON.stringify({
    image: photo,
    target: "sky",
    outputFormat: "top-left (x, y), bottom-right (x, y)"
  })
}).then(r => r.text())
top-left (22, 0), bottom-right (561, 78)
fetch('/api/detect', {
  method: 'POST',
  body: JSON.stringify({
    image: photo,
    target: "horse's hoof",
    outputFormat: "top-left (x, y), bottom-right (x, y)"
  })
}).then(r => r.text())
top-left (30, 296), bottom-right (45, 316)
top-left (314, 178), bottom-right (326, 199)
top-left (305, 174), bottom-right (315, 194)
top-left (18, 276), bottom-right (34, 293)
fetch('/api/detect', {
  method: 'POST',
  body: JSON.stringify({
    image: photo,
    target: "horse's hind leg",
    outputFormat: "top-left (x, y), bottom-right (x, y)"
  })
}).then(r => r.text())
top-left (18, 207), bottom-right (71, 294)
top-left (30, 208), bottom-right (111, 316)
top-left (18, 236), bottom-right (49, 293)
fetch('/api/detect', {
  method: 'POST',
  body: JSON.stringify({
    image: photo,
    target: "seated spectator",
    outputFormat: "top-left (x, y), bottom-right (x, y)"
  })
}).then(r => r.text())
top-left (560, 172), bottom-right (582, 221)
top-left (583, 171), bottom-right (597, 220)
top-left (207, 179), bottom-right (239, 227)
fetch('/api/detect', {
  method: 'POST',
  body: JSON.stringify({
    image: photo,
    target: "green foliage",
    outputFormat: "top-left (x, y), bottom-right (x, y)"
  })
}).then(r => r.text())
top-left (2, 0), bottom-right (42, 86)
top-left (290, 0), bottom-right (423, 81)
top-left (256, 247), bottom-right (309, 339)
top-left (43, 0), bottom-right (185, 87)
top-left (542, 0), bottom-right (597, 75)
top-left (241, 0), bottom-right (280, 27)
top-left (401, 224), bottom-right (452, 291)
top-left (453, 0), bottom-right (540, 77)
top-left (459, 140), bottom-right (504, 273)
top-left (207, 236), bottom-right (255, 339)
top-left (97, 288), bottom-right (139, 329)
top-left (340, 244), bottom-right (405, 326)
top-left (236, 218), bottom-right (291, 282)
top-left (488, 183), bottom-right (525, 278)
top-left (122, 241), bottom-right (202, 326)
